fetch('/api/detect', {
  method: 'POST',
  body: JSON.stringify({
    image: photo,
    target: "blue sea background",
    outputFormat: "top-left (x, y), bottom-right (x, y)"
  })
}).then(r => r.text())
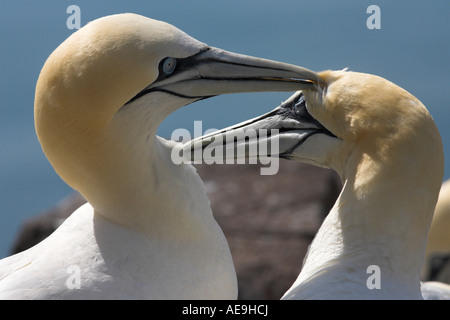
top-left (0, 1), bottom-right (449, 258)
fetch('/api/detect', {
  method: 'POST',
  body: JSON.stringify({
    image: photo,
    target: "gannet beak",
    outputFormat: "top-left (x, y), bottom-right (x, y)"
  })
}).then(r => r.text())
top-left (128, 47), bottom-right (321, 103)
top-left (181, 91), bottom-right (336, 162)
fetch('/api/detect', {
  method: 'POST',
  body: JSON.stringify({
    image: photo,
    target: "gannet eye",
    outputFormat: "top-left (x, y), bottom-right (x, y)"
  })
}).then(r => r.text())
top-left (161, 57), bottom-right (177, 75)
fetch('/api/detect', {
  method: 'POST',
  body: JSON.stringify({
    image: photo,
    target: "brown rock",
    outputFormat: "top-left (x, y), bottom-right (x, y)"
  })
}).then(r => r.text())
top-left (196, 160), bottom-right (341, 299)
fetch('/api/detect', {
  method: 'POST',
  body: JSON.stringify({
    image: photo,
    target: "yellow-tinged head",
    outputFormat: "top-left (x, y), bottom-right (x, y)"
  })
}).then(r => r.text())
top-left (188, 69), bottom-right (444, 263)
top-left (34, 13), bottom-right (320, 200)
top-left (304, 70), bottom-right (443, 181)
top-left (35, 13), bottom-right (203, 193)
top-left (191, 69), bottom-right (443, 182)
top-left (188, 69), bottom-right (444, 218)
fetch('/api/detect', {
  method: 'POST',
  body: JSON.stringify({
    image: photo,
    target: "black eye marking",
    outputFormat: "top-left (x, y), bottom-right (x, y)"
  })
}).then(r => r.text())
top-left (292, 94), bottom-right (318, 124)
top-left (154, 49), bottom-right (209, 82)
top-left (279, 93), bottom-right (316, 123)
top-left (277, 92), bottom-right (337, 139)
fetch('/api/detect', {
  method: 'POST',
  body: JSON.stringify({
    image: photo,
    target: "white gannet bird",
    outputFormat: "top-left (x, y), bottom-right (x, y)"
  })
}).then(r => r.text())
top-left (424, 179), bottom-right (450, 276)
top-left (186, 69), bottom-right (450, 299)
top-left (0, 13), bottom-right (317, 299)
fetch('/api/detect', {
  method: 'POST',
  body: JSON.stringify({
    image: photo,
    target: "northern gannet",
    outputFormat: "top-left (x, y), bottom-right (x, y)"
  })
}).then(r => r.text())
top-left (424, 179), bottom-right (450, 276)
top-left (0, 13), bottom-right (316, 299)
top-left (186, 70), bottom-right (450, 299)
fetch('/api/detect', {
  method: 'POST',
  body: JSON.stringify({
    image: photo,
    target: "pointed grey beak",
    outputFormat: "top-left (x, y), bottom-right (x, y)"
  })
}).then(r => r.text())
top-left (128, 47), bottom-right (322, 103)
top-left (179, 91), bottom-right (336, 163)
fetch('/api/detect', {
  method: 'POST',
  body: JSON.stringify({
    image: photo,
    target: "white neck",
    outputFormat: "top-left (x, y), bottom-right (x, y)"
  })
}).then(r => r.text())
top-left (284, 135), bottom-right (443, 299)
top-left (73, 95), bottom-right (218, 241)
top-left (61, 95), bottom-right (238, 298)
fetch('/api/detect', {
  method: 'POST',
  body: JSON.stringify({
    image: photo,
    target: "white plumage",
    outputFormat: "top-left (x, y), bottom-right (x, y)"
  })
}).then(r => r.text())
top-left (0, 13), bottom-right (314, 299)
top-left (188, 70), bottom-right (450, 299)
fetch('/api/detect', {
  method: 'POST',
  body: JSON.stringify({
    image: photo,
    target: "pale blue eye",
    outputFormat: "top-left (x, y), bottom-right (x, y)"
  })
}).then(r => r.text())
top-left (162, 57), bottom-right (177, 75)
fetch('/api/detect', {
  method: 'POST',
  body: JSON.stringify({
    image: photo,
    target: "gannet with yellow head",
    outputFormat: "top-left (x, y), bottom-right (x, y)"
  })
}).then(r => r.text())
top-left (425, 179), bottom-right (450, 272)
top-left (187, 69), bottom-right (448, 299)
top-left (0, 13), bottom-right (317, 299)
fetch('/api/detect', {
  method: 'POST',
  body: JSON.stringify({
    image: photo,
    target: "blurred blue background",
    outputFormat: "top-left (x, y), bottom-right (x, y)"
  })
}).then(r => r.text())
top-left (0, 0), bottom-right (449, 258)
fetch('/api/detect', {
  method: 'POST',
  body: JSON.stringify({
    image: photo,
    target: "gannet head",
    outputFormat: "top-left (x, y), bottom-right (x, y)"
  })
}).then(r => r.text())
top-left (187, 69), bottom-right (444, 194)
top-left (187, 69), bottom-right (445, 296)
top-left (34, 13), bottom-right (318, 202)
